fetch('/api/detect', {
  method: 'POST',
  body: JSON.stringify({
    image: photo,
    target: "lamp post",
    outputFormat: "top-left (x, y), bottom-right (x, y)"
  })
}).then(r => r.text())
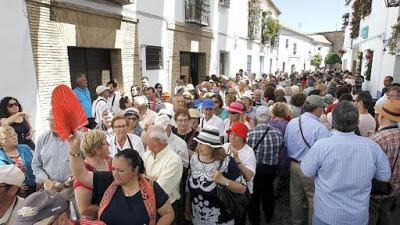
top-left (385, 0), bottom-right (400, 7)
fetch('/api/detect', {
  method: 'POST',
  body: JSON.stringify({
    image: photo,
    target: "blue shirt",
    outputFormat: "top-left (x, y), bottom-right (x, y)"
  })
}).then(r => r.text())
top-left (73, 87), bottom-right (92, 118)
top-left (284, 112), bottom-right (331, 161)
top-left (0, 144), bottom-right (36, 186)
top-left (300, 131), bottom-right (391, 225)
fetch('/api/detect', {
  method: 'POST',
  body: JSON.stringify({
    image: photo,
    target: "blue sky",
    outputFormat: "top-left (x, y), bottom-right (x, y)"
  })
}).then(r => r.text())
top-left (273, 0), bottom-right (347, 33)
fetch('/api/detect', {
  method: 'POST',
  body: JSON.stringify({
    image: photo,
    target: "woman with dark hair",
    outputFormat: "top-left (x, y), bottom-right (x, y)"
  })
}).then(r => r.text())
top-left (264, 85), bottom-right (276, 103)
top-left (212, 94), bottom-right (226, 119)
top-left (289, 93), bottom-right (307, 118)
top-left (119, 96), bottom-right (133, 112)
top-left (0, 97), bottom-right (35, 149)
top-left (69, 136), bottom-right (175, 225)
top-left (131, 85), bottom-right (142, 99)
top-left (155, 83), bottom-right (163, 98)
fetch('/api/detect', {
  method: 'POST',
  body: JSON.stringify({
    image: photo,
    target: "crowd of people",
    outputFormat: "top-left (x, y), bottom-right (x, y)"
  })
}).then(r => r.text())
top-left (0, 69), bottom-right (400, 225)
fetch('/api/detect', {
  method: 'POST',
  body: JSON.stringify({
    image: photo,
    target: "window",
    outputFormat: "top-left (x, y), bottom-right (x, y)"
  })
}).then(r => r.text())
top-left (185, 0), bottom-right (210, 26)
top-left (293, 43), bottom-right (297, 55)
top-left (219, 0), bottom-right (230, 7)
top-left (247, 55), bottom-right (252, 74)
top-left (285, 39), bottom-right (289, 48)
top-left (146, 46), bottom-right (163, 70)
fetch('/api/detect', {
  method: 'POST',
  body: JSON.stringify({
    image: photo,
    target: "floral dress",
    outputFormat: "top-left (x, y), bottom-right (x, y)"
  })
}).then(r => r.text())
top-left (188, 153), bottom-right (244, 225)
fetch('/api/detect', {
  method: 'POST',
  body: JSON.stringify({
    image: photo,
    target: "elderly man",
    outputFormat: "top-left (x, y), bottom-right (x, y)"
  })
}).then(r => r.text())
top-left (134, 95), bottom-right (156, 131)
top-left (146, 87), bottom-right (165, 113)
top-left (106, 79), bottom-right (122, 114)
top-left (109, 115), bottom-right (145, 157)
top-left (92, 85), bottom-right (110, 125)
top-left (199, 99), bottom-right (225, 132)
top-left (247, 106), bottom-right (284, 225)
top-left (32, 112), bottom-right (73, 200)
top-left (14, 190), bottom-right (73, 225)
top-left (254, 89), bottom-right (268, 107)
top-left (301, 101), bottom-right (390, 225)
top-left (284, 95), bottom-right (331, 225)
top-left (369, 99), bottom-right (400, 225)
top-left (0, 165), bottom-right (25, 225)
top-left (142, 125), bottom-right (183, 224)
top-left (73, 74), bottom-right (94, 128)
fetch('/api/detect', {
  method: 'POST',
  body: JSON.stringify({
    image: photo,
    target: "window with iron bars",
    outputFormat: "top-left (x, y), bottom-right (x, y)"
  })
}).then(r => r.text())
top-left (219, 0), bottom-right (230, 7)
top-left (146, 46), bottom-right (163, 70)
top-left (185, 0), bottom-right (210, 26)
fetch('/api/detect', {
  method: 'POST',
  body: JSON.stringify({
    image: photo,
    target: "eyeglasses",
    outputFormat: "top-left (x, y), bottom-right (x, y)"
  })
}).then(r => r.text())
top-left (7, 103), bottom-right (18, 108)
top-left (229, 112), bottom-right (239, 115)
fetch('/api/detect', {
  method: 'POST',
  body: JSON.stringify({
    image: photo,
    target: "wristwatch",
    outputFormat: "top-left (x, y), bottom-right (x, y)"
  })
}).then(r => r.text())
top-left (69, 152), bottom-right (81, 157)
top-left (225, 180), bottom-right (230, 187)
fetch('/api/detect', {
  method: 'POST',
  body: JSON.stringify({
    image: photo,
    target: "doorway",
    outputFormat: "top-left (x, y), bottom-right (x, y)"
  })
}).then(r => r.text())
top-left (180, 52), bottom-right (204, 86)
top-left (68, 47), bottom-right (112, 101)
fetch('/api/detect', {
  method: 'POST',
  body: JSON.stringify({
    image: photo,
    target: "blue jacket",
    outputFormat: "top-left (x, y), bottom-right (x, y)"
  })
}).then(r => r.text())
top-left (0, 144), bottom-right (36, 186)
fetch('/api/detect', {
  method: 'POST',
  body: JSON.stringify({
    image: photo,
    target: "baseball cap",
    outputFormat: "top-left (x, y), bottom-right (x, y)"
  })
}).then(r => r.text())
top-left (201, 99), bottom-right (214, 109)
top-left (124, 107), bottom-right (140, 119)
top-left (305, 95), bottom-right (328, 108)
top-left (255, 106), bottom-right (269, 121)
top-left (96, 85), bottom-right (110, 95)
top-left (0, 165), bottom-right (25, 186)
top-left (15, 190), bottom-right (69, 225)
top-left (226, 122), bottom-right (248, 139)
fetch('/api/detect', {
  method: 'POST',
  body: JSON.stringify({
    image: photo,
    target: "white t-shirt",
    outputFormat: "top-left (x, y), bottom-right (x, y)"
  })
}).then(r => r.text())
top-left (223, 143), bottom-right (257, 194)
top-left (200, 115), bottom-right (225, 135)
top-left (168, 133), bottom-right (189, 168)
top-left (110, 133), bottom-right (145, 157)
top-left (92, 97), bottom-right (110, 124)
top-left (358, 113), bottom-right (376, 137)
top-left (107, 92), bottom-right (122, 115)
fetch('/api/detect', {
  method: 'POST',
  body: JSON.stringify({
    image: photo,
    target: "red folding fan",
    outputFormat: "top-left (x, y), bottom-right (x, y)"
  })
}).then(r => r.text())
top-left (51, 84), bottom-right (88, 141)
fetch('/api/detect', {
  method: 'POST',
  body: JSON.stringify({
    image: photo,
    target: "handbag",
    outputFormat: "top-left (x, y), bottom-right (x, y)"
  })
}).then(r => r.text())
top-left (371, 144), bottom-right (400, 195)
top-left (216, 158), bottom-right (251, 219)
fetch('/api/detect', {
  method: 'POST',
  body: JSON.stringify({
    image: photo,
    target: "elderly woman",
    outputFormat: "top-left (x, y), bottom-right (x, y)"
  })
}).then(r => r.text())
top-left (0, 97), bottom-right (35, 149)
top-left (188, 109), bottom-right (201, 132)
top-left (187, 127), bottom-right (246, 225)
top-left (172, 108), bottom-right (199, 156)
top-left (0, 126), bottom-right (36, 197)
top-left (124, 108), bottom-right (144, 137)
top-left (95, 109), bottom-right (114, 142)
top-left (69, 136), bottom-right (174, 225)
top-left (134, 95), bottom-right (156, 131)
top-left (73, 130), bottom-right (112, 216)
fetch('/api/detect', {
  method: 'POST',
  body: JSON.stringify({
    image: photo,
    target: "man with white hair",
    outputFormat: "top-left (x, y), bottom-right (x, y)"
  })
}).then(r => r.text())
top-left (0, 165), bottom-right (25, 225)
top-left (247, 106), bottom-right (284, 225)
top-left (134, 95), bottom-right (156, 131)
top-left (92, 85), bottom-right (111, 125)
top-left (254, 89), bottom-right (268, 107)
top-left (142, 125), bottom-right (183, 224)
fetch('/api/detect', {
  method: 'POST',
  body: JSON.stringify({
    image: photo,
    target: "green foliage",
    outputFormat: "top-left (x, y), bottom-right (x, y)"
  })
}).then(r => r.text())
top-left (350, 0), bottom-right (372, 39)
top-left (324, 53), bottom-right (341, 65)
top-left (310, 54), bottom-right (322, 69)
top-left (261, 17), bottom-right (280, 47)
top-left (388, 20), bottom-right (400, 55)
top-left (248, 0), bottom-right (261, 40)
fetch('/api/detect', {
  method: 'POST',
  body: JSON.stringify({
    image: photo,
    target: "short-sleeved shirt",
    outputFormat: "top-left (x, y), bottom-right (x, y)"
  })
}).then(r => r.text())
top-left (92, 172), bottom-right (168, 225)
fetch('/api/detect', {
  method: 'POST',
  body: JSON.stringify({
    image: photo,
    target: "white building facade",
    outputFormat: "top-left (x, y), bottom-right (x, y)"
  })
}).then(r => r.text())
top-left (342, 0), bottom-right (400, 98)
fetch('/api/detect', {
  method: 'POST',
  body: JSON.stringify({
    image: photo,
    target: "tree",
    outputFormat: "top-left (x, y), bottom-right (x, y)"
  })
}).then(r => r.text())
top-left (324, 53), bottom-right (341, 66)
top-left (310, 54), bottom-right (322, 69)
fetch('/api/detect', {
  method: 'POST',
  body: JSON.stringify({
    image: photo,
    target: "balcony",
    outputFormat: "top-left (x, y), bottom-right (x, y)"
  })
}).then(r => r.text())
top-left (185, 0), bottom-right (210, 27)
top-left (101, 0), bottom-right (135, 5)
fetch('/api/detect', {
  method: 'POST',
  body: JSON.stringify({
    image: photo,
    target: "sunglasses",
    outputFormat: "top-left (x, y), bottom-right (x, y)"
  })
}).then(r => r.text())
top-left (229, 112), bottom-right (239, 115)
top-left (7, 103), bottom-right (18, 108)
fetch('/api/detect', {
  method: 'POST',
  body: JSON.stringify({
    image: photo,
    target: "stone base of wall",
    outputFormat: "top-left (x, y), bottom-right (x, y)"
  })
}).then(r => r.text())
top-left (26, 0), bottom-right (138, 130)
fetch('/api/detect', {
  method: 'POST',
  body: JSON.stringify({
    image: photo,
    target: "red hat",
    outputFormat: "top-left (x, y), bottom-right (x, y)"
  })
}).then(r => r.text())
top-left (226, 102), bottom-right (244, 114)
top-left (226, 122), bottom-right (248, 139)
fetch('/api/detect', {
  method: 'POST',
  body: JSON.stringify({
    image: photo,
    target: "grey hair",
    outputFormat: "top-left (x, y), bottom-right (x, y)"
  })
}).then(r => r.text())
top-left (134, 95), bottom-right (148, 106)
top-left (148, 125), bottom-right (168, 144)
top-left (332, 101), bottom-right (359, 132)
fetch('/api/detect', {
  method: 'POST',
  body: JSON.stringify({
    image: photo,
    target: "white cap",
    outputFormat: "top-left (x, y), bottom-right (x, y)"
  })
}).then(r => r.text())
top-left (255, 106), bottom-right (270, 121)
top-left (242, 90), bottom-right (254, 100)
top-left (186, 84), bottom-right (195, 91)
top-left (154, 114), bottom-right (171, 129)
top-left (0, 165), bottom-right (25, 186)
top-left (96, 85), bottom-right (110, 95)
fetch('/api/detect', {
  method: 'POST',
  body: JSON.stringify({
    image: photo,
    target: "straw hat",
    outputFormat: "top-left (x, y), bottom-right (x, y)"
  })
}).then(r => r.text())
top-left (375, 100), bottom-right (400, 122)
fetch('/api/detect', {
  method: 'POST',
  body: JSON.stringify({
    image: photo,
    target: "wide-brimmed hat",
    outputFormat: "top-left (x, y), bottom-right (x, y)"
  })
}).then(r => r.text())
top-left (226, 102), bottom-right (244, 114)
top-left (189, 109), bottom-right (201, 118)
top-left (375, 100), bottom-right (400, 122)
top-left (194, 127), bottom-right (222, 148)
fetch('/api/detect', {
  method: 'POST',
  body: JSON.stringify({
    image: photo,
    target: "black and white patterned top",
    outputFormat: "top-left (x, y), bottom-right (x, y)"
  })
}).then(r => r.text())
top-left (188, 153), bottom-right (245, 225)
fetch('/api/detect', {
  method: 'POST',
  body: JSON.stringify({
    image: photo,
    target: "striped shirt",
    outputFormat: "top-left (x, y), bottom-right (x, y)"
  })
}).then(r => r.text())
top-left (247, 123), bottom-right (283, 165)
top-left (300, 131), bottom-right (391, 225)
top-left (148, 98), bottom-right (165, 113)
top-left (284, 112), bottom-right (331, 161)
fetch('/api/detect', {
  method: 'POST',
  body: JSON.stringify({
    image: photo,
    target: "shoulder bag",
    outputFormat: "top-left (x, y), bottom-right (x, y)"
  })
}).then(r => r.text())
top-left (371, 144), bottom-right (400, 195)
top-left (298, 116), bottom-right (311, 148)
top-left (252, 126), bottom-right (270, 151)
top-left (216, 157), bottom-right (251, 219)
